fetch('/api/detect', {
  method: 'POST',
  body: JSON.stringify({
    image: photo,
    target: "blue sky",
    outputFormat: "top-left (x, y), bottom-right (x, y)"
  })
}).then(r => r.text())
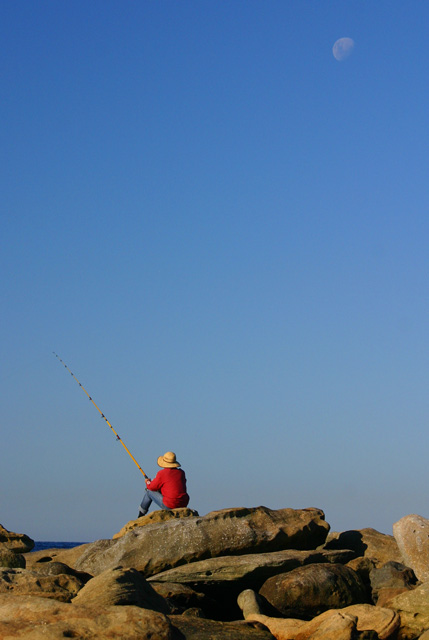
top-left (2, 1), bottom-right (429, 542)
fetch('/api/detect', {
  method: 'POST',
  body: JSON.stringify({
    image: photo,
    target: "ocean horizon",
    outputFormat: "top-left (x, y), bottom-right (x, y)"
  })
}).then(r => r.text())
top-left (33, 541), bottom-right (87, 552)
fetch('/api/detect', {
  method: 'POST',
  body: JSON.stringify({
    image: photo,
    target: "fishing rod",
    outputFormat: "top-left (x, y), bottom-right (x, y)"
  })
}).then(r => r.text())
top-left (53, 352), bottom-right (148, 479)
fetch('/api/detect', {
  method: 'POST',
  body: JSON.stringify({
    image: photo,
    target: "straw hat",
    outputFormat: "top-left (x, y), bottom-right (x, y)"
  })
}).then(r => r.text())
top-left (157, 451), bottom-right (181, 468)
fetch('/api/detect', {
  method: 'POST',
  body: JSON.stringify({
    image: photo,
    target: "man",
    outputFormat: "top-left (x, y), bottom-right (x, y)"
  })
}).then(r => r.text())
top-left (138, 451), bottom-right (189, 517)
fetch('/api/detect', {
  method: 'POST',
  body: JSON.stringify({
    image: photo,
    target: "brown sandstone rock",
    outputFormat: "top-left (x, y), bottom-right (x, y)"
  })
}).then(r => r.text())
top-left (150, 581), bottom-right (214, 615)
top-left (72, 507), bottom-right (330, 577)
top-left (369, 561), bottom-right (417, 604)
top-left (148, 548), bottom-right (354, 589)
top-left (393, 514), bottom-right (429, 582)
top-left (0, 547), bottom-right (25, 569)
top-left (238, 591), bottom-right (398, 640)
top-left (29, 560), bottom-right (92, 583)
top-left (325, 528), bottom-right (402, 567)
top-left (383, 580), bottom-right (429, 639)
top-left (0, 594), bottom-right (173, 639)
top-left (24, 542), bottom-right (91, 570)
top-left (114, 508), bottom-right (199, 538)
top-left (259, 563), bottom-right (367, 619)
top-left (0, 525), bottom-right (34, 553)
top-left (72, 566), bottom-right (170, 612)
top-left (169, 615), bottom-right (276, 639)
top-left (0, 568), bottom-right (83, 602)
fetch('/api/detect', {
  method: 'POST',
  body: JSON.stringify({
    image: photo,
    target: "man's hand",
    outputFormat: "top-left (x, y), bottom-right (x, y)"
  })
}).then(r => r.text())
top-left (145, 478), bottom-right (151, 486)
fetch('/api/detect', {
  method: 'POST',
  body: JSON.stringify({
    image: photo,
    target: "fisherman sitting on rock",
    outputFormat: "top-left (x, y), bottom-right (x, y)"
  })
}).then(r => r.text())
top-left (138, 451), bottom-right (189, 517)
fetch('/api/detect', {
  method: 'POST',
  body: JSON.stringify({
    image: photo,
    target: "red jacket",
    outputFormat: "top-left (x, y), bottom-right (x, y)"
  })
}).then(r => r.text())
top-left (147, 468), bottom-right (189, 508)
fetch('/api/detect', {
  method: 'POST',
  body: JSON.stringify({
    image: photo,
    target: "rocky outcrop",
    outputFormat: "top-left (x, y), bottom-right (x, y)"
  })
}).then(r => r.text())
top-left (0, 525), bottom-right (34, 553)
top-left (393, 514), bottom-right (429, 582)
top-left (259, 563), bottom-right (368, 619)
top-left (5, 508), bottom-right (427, 639)
top-left (72, 566), bottom-right (170, 612)
top-left (113, 508), bottom-right (200, 538)
top-left (73, 507), bottom-right (330, 577)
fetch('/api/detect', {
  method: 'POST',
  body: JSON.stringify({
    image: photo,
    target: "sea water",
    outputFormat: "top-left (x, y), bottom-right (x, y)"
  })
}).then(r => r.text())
top-left (33, 541), bottom-right (87, 552)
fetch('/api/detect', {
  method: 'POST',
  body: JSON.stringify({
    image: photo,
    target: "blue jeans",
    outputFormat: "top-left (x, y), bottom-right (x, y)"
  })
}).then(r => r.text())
top-left (139, 489), bottom-right (171, 515)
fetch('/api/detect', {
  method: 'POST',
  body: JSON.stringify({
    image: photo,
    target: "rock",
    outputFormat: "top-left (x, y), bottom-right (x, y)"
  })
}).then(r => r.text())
top-left (169, 615), bottom-right (276, 639)
top-left (0, 525), bottom-right (34, 553)
top-left (72, 566), bottom-right (170, 612)
top-left (150, 581), bottom-right (215, 615)
top-left (383, 580), bottom-right (429, 639)
top-left (0, 568), bottom-right (83, 602)
top-left (24, 543), bottom-right (91, 571)
top-left (72, 507), bottom-right (330, 577)
top-left (0, 548), bottom-right (25, 569)
top-left (114, 508), bottom-right (200, 538)
top-left (369, 561), bottom-right (417, 604)
top-left (148, 548), bottom-right (354, 590)
top-left (29, 560), bottom-right (92, 583)
top-left (0, 594), bottom-right (173, 639)
top-left (238, 591), bottom-right (399, 640)
top-left (393, 514), bottom-right (429, 581)
top-left (259, 563), bottom-right (368, 619)
top-left (325, 528), bottom-right (402, 567)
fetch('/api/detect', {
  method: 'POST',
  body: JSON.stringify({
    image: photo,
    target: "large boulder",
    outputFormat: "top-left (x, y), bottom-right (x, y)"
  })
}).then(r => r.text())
top-left (383, 580), bottom-right (429, 640)
top-left (0, 525), bottom-right (34, 553)
top-left (393, 514), bottom-right (429, 581)
top-left (0, 568), bottom-right (83, 602)
top-left (148, 548), bottom-right (355, 590)
top-left (71, 507), bottom-right (330, 577)
top-left (0, 594), bottom-right (173, 639)
top-left (259, 563), bottom-right (368, 619)
top-left (114, 508), bottom-right (199, 538)
top-left (325, 528), bottom-right (402, 567)
top-left (72, 566), bottom-right (170, 612)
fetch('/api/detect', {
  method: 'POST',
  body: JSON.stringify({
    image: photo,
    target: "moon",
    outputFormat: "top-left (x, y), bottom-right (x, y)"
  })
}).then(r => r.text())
top-left (332, 37), bottom-right (355, 61)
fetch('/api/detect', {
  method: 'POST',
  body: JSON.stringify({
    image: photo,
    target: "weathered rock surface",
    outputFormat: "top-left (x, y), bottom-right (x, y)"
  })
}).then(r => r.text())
top-left (0, 547), bottom-right (25, 569)
top-left (72, 566), bottom-right (170, 612)
top-left (114, 508), bottom-right (200, 538)
top-left (325, 528), bottom-right (402, 567)
top-left (29, 560), bottom-right (92, 583)
top-left (393, 514), bottom-right (429, 582)
top-left (0, 594), bottom-right (174, 639)
top-left (238, 590), bottom-right (399, 640)
top-left (169, 615), bottom-right (275, 639)
top-left (151, 581), bottom-right (215, 615)
top-left (0, 568), bottom-right (83, 602)
top-left (73, 507), bottom-right (330, 577)
top-left (24, 543), bottom-right (91, 571)
top-left (0, 525), bottom-right (34, 553)
top-left (259, 563), bottom-right (367, 619)
top-left (148, 548), bottom-right (355, 589)
top-left (369, 560), bottom-right (417, 604)
top-left (384, 580), bottom-right (429, 639)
